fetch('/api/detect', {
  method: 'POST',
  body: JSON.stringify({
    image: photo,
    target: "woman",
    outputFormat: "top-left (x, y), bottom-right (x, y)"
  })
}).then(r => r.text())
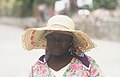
top-left (22, 15), bottom-right (104, 77)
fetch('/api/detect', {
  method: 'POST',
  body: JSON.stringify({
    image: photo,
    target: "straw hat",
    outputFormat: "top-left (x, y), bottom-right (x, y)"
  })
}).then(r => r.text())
top-left (22, 15), bottom-right (96, 52)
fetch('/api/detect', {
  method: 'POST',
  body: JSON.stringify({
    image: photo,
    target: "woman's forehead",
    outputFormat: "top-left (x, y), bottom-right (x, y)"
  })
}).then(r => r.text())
top-left (46, 31), bottom-right (73, 38)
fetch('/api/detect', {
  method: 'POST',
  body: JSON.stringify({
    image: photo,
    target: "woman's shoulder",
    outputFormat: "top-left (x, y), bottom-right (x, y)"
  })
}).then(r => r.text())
top-left (87, 56), bottom-right (96, 62)
top-left (86, 55), bottom-right (104, 76)
top-left (32, 55), bottom-right (46, 68)
top-left (86, 55), bottom-right (99, 66)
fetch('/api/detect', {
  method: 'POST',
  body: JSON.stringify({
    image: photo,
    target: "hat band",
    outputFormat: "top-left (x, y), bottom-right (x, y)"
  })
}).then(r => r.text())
top-left (44, 30), bottom-right (73, 37)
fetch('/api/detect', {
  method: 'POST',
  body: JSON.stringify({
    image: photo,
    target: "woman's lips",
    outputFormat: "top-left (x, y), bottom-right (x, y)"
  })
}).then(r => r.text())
top-left (52, 49), bottom-right (61, 52)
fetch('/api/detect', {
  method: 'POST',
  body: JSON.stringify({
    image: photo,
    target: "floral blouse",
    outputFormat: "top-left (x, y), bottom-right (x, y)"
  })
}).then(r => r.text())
top-left (30, 56), bottom-right (104, 77)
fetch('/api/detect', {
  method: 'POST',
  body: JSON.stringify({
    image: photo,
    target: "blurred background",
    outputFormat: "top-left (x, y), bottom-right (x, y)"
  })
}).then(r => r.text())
top-left (0, 0), bottom-right (120, 77)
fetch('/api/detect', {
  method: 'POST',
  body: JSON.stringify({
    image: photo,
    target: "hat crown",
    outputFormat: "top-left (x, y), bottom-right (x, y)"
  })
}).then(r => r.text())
top-left (47, 15), bottom-right (75, 30)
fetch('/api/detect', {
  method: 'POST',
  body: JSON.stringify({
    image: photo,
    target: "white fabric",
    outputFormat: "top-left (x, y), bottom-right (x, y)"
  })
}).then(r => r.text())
top-left (77, 0), bottom-right (93, 7)
top-left (55, 1), bottom-right (65, 12)
top-left (49, 63), bottom-right (70, 77)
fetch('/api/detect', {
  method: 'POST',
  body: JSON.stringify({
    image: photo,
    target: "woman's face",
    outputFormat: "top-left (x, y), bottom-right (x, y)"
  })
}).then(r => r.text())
top-left (46, 32), bottom-right (73, 56)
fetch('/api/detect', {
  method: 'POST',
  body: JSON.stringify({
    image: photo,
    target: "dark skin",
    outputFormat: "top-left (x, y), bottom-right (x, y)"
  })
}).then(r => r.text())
top-left (46, 32), bottom-right (74, 71)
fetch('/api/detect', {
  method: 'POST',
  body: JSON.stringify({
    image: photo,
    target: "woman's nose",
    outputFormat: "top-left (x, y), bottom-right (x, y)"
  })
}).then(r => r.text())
top-left (54, 42), bottom-right (60, 46)
top-left (54, 38), bottom-right (61, 45)
top-left (54, 36), bottom-right (60, 41)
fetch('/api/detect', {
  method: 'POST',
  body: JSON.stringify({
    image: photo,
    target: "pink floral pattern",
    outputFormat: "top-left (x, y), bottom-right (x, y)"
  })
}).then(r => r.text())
top-left (30, 57), bottom-right (104, 77)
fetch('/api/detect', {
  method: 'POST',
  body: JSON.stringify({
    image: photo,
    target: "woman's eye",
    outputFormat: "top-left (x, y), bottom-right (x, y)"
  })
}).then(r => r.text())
top-left (47, 35), bottom-right (72, 42)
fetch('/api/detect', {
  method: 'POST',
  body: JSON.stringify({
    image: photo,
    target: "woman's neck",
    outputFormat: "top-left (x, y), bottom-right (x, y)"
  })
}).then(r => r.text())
top-left (47, 52), bottom-right (73, 71)
top-left (50, 52), bottom-right (73, 62)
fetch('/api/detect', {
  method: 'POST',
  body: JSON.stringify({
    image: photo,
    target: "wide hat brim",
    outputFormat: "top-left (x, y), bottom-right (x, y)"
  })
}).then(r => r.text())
top-left (22, 26), bottom-right (96, 52)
